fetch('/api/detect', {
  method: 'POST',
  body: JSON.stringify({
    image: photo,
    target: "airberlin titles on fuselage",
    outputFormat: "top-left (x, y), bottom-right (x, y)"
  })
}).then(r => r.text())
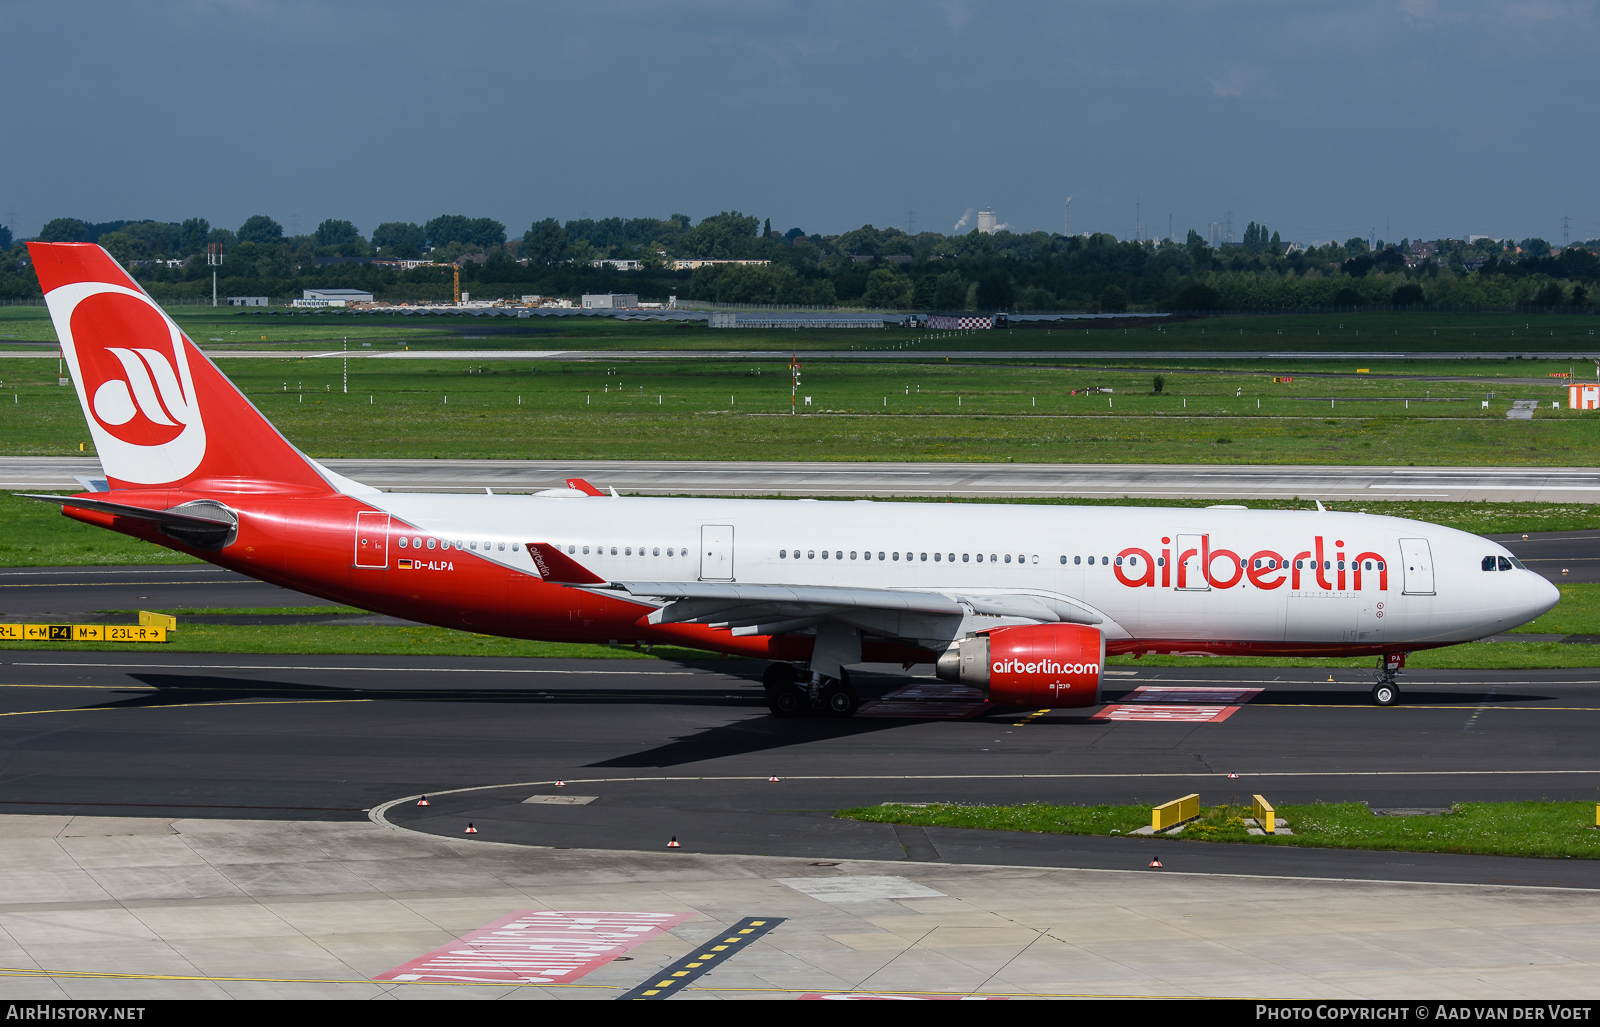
top-left (1114, 535), bottom-right (1388, 591)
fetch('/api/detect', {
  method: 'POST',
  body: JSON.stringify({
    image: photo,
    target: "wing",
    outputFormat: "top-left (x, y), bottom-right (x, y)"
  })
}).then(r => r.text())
top-left (607, 580), bottom-right (1101, 639)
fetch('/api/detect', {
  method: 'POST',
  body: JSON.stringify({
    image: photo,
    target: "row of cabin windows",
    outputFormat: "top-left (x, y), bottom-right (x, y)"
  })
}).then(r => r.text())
top-left (397, 536), bottom-right (518, 553)
top-left (768, 551), bottom-right (1388, 573)
top-left (1482, 556), bottom-right (1526, 571)
top-left (566, 545), bottom-right (690, 558)
top-left (781, 550), bottom-right (1042, 564)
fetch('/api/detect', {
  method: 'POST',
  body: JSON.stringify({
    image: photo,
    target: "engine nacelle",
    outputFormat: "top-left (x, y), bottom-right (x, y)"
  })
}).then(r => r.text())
top-left (935, 623), bottom-right (1104, 708)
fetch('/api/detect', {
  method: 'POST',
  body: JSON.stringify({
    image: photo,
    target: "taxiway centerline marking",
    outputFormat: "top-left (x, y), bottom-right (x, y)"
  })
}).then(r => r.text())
top-left (0, 699), bottom-right (372, 718)
top-left (5, 662), bottom-right (694, 675)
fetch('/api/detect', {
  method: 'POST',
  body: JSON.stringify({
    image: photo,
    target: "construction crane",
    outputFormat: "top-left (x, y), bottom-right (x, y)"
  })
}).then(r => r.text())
top-left (432, 261), bottom-right (460, 305)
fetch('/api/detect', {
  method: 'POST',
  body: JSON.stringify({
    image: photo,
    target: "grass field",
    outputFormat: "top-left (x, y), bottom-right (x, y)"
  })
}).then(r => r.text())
top-left (839, 800), bottom-right (1600, 860)
top-left (0, 619), bottom-right (715, 661)
top-left (2, 345), bottom-right (1597, 464)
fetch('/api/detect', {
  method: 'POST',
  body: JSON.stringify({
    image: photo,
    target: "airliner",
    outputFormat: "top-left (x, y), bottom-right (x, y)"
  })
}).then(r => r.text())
top-left (21, 242), bottom-right (1559, 716)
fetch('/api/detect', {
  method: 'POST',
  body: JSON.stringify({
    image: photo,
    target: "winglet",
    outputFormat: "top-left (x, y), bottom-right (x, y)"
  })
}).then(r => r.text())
top-left (527, 543), bottom-right (607, 584)
top-left (565, 478), bottom-right (604, 497)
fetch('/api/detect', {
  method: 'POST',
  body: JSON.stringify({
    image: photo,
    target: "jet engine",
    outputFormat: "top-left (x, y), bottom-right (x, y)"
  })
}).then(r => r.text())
top-left (935, 623), bottom-right (1104, 708)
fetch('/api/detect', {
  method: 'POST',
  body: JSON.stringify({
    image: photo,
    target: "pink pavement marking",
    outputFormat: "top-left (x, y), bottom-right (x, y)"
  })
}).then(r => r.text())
top-left (376, 909), bottom-right (694, 985)
top-left (1119, 685), bottom-right (1263, 705)
top-left (1091, 703), bottom-right (1241, 723)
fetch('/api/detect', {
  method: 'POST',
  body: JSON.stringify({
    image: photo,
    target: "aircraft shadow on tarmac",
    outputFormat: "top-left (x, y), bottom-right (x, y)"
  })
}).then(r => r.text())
top-left (96, 675), bottom-right (1556, 771)
top-left (111, 673), bottom-right (771, 710)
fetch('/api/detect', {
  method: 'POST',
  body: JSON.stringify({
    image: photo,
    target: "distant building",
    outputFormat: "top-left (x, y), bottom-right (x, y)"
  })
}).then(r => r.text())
top-left (977, 209), bottom-right (998, 234)
top-left (672, 259), bottom-right (770, 271)
top-left (581, 293), bottom-right (639, 309)
top-left (227, 296), bottom-right (269, 307)
top-left (926, 314), bottom-right (995, 330)
top-left (293, 287), bottom-right (374, 309)
top-left (591, 259), bottom-right (642, 271)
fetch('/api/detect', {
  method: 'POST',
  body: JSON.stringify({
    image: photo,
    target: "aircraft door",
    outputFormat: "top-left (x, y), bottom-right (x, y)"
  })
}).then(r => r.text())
top-left (354, 511), bottom-right (390, 568)
top-left (700, 524), bottom-right (734, 581)
top-left (1175, 533), bottom-right (1209, 590)
top-left (1399, 538), bottom-right (1435, 595)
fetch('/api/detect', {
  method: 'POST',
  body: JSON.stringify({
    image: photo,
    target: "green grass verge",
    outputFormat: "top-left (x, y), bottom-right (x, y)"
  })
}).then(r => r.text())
top-left (3, 339), bottom-right (1600, 464)
top-left (98, 606), bottom-right (365, 616)
top-left (0, 492), bottom-right (201, 566)
top-left (0, 622), bottom-right (724, 659)
top-left (1110, 642), bottom-right (1600, 670)
top-left (840, 801), bottom-right (1600, 860)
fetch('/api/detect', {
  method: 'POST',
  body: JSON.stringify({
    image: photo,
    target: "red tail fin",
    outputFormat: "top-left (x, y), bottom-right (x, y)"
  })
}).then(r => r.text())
top-left (29, 243), bottom-right (329, 493)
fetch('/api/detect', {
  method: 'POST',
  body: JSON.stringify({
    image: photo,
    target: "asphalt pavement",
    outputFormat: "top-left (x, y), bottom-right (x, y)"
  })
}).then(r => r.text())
top-left (2, 652), bottom-right (1599, 887)
top-left (9, 455), bottom-right (1600, 501)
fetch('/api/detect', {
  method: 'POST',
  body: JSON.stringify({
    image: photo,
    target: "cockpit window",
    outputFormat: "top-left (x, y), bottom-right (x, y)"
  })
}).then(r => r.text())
top-left (1498, 556), bottom-right (1514, 571)
top-left (1482, 556), bottom-right (1497, 571)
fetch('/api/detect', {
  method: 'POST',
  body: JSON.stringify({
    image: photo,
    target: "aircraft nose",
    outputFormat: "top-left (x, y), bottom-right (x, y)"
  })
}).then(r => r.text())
top-left (1528, 572), bottom-right (1561, 620)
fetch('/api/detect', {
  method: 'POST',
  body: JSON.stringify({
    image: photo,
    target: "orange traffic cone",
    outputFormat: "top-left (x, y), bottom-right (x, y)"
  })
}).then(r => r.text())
top-left (1149, 858), bottom-right (1162, 868)
top-left (667, 836), bottom-right (681, 848)
top-left (417, 795), bottom-right (430, 806)
top-left (465, 823), bottom-right (478, 835)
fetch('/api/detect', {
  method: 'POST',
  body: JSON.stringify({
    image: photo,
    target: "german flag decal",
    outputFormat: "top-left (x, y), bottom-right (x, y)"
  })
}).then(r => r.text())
top-left (397, 559), bottom-right (414, 569)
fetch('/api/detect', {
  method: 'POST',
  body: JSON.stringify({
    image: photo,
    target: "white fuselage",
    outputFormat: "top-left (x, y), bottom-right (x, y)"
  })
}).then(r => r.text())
top-left (368, 494), bottom-right (1559, 653)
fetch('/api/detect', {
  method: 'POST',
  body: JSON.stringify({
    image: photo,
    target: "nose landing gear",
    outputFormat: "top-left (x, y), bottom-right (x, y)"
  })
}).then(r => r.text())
top-left (763, 663), bottom-right (859, 718)
top-left (1372, 652), bottom-right (1406, 706)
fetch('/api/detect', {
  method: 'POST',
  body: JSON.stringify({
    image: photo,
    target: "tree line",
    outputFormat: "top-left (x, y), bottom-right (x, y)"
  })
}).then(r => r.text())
top-left (3, 211), bottom-right (1597, 310)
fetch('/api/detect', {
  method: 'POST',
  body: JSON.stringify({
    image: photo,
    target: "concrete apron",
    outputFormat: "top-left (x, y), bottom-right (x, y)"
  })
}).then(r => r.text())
top-left (0, 813), bottom-right (1595, 1000)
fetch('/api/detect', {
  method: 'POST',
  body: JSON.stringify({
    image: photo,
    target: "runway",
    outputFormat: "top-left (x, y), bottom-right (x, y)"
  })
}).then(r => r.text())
top-left (8, 455), bottom-right (1600, 502)
top-left (2, 652), bottom-right (1599, 888)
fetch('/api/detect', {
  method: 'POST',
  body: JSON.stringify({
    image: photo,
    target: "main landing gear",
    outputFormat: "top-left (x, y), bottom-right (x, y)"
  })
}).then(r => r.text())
top-left (763, 663), bottom-right (859, 718)
top-left (1371, 652), bottom-right (1407, 707)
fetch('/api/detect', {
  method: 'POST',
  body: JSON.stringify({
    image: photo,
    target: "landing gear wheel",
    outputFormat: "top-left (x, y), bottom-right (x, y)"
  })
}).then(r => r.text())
top-left (768, 683), bottom-right (807, 718)
top-left (1372, 682), bottom-right (1399, 706)
top-left (819, 678), bottom-right (860, 718)
top-left (763, 662), bottom-right (800, 693)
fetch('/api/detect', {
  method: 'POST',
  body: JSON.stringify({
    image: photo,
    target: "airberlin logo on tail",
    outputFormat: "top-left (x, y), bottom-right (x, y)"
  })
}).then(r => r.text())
top-left (92, 346), bottom-right (193, 443)
top-left (46, 282), bottom-right (206, 485)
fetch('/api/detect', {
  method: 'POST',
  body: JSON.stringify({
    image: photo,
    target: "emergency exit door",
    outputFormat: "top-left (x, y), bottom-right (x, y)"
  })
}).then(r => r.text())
top-left (1399, 538), bottom-right (1435, 595)
top-left (700, 525), bottom-right (734, 580)
top-left (1175, 533), bottom-right (1209, 590)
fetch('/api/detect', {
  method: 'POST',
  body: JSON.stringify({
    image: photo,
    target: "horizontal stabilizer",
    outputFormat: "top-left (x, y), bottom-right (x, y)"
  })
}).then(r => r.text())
top-left (527, 543), bottom-right (607, 584)
top-left (19, 492), bottom-right (234, 529)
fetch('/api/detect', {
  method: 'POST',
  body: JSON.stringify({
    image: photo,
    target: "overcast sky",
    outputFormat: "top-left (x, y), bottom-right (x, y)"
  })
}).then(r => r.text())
top-left (6, 0), bottom-right (1596, 245)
